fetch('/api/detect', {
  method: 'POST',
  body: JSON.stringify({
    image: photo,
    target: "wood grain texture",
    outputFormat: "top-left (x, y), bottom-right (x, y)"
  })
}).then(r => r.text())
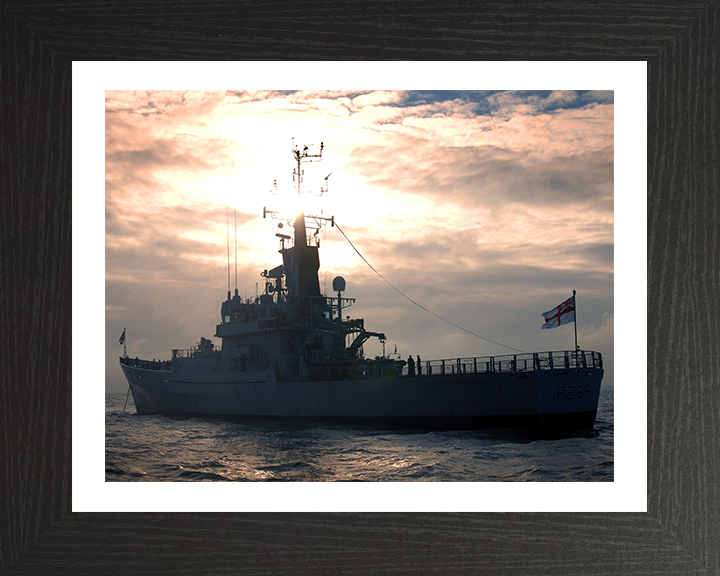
top-left (1, 1), bottom-right (717, 574)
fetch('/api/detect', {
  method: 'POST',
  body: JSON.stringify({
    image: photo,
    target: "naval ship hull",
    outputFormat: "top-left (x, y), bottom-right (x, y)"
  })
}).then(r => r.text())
top-left (121, 362), bottom-right (603, 431)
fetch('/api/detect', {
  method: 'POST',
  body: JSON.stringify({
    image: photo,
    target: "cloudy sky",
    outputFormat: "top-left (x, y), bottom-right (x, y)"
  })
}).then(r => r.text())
top-left (105, 90), bottom-right (614, 392)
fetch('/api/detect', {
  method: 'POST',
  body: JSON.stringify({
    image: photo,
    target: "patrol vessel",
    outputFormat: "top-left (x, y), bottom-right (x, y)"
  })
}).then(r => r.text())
top-left (119, 142), bottom-right (604, 430)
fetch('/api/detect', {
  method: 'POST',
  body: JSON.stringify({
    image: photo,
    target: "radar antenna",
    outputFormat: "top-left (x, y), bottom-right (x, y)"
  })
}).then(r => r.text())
top-left (264, 140), bottom-right (334, 246)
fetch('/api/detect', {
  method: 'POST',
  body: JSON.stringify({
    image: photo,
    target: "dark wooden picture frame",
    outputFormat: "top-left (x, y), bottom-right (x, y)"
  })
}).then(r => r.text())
top-left (2, 2), bottom-right (717, 574)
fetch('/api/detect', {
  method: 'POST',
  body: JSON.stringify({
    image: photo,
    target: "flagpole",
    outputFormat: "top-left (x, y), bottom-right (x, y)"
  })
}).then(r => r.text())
top-left (573, 290), bottom-right (578, 352)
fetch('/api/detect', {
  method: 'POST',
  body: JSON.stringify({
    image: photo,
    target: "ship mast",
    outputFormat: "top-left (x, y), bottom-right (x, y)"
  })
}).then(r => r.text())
top-left (291, 139), bottom-right (324, 247)
top-left (264, 140), bottom-right (334, 246)
top-left (262, 141), bottom-right (334, 301)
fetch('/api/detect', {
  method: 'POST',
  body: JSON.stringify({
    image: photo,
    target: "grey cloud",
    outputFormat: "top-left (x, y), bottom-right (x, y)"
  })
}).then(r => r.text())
top-left (106, 198), bottom-right (254, 237)
top-left (332, 224), bottom-right (611, 302)
top-left (106, 201), bottom-right (256, 287)
top-left (336, 220), bottom-right (612, 279)
top-left (349, 143), bottom-right (612, 211)
top-left (107, 141), bottom-right (208, 171)
top-left (431, 148), bottom-right (613, 208)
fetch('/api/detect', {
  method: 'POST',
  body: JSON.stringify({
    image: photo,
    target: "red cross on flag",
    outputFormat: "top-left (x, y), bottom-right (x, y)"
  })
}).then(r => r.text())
top-left (541, 295), bottom-right (575, 329)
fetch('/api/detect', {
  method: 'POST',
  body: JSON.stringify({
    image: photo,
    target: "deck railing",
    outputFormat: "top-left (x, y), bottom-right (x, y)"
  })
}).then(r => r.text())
top-left (407, 350), bottom-right (603, 377)
top-left (172, 346), bottom-right (222, 359)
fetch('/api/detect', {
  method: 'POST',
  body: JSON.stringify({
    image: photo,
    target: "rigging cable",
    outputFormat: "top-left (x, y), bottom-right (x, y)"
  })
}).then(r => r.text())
top-left (334, 222), bottom-right (525, 354)
top-left (234, 204), bottom-right (238, 292)
top-left (226, 206), bottom-right (230, 296)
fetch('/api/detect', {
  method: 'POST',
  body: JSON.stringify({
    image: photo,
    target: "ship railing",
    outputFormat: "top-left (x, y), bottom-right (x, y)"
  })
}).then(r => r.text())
top-left (280, 294), bottom-right (355, 326)
top-left (413, 350), bottom-right (602, 377)
top-left (172, 346), bottom-right (222, 359)
top-left (120, 356), bottom-right (173, 371)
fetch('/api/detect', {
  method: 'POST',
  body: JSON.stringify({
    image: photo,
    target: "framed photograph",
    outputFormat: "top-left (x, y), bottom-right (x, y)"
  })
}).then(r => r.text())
top-left (87, 64), bottom-right (635, 510)
top-left (2, 3), bottom-right (717, 574)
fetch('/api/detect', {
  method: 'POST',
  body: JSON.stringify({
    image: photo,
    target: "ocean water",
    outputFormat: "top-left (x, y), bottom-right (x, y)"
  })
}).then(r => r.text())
top-left (105, 387), bottom-right (613, 482)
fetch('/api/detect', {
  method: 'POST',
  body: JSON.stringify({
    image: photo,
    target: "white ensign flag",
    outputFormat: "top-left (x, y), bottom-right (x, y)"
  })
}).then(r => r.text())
top-left (541, 295), bottom-right (576, 329)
